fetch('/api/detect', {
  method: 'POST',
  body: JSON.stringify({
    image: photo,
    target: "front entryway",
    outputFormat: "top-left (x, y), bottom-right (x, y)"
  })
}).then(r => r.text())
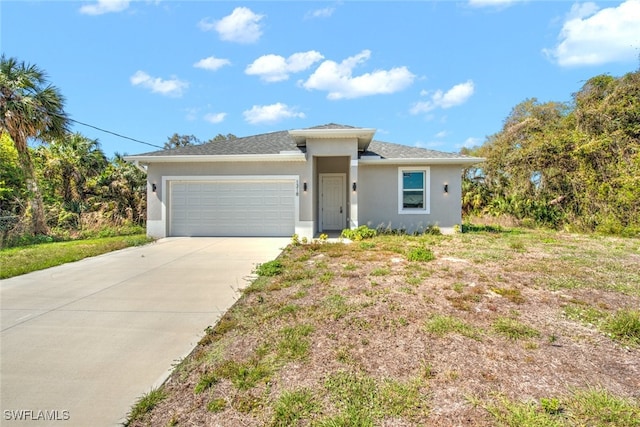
top-left (319, 173), bottom-right (346, 231)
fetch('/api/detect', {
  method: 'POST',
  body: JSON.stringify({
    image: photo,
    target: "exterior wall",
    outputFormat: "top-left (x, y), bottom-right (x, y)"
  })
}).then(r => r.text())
top-left (145, 160), bottom-right (311, 239)
top-left (358, 163), bottom-right (463, 233)
top-left (142, 140), bottom-right (466, 238)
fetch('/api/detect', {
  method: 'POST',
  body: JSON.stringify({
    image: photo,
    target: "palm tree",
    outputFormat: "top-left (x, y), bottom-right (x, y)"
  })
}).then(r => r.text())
top-left (40, 133), bottom-right (107, 206)
top-left (0, 55), bottom-right (68, 234)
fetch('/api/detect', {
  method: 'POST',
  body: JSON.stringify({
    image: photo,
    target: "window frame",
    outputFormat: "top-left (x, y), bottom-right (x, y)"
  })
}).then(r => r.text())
top-left (398, 167), bottom-right (430, 214)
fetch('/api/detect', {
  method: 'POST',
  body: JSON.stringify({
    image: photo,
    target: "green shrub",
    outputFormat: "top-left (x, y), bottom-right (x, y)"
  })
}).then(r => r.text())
top-left (341, 225), bottom-right (377, 240)
top-left (407, 247), bottom-right (435, 262)
top-left (255, 260), bottom-right (284, 276)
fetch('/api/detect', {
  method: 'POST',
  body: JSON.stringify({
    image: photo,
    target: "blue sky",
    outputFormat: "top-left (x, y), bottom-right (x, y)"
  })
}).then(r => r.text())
top-left (2, 0), bottom-right (639, 157)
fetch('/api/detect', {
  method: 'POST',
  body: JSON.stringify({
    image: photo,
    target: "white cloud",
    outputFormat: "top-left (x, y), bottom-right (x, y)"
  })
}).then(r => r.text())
top-left (544, 0), bottom-right (640, 67)
top-left (199, 7), bottom-right (264, 44)
top-left (246, 51), bottom-right (324, 82)
top-left (194, 56), bottom-right (231, 71)
top-left (435, 130), bottom-right (448, 138)
top-left (460, 137), bottom-right (483, 149)
top-left (79, 0), bottom-right (129, 15)
top-left (301, 50), bottom-right (415, 100)
top-left (305, 7), bottom-right (335, 19)
top-left (130, 71), bottom-right (188, 97)
top-left (410, 80), bottom-right (475, 114)
top-left (204, 112), bottom-right (227, 124)
top-left (415, 140), bottom-right (445, 149)
top-left (243, 103), bottom-right (305, 125)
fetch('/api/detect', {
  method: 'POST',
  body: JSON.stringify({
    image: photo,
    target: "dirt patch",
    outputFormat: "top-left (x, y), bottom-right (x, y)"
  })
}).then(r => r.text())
top-left (128, 230), bottom-right (640, 426)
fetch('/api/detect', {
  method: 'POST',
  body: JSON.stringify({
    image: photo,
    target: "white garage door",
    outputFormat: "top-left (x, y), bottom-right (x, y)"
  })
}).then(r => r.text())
top-left (169, 179), bottom-right (295, 237)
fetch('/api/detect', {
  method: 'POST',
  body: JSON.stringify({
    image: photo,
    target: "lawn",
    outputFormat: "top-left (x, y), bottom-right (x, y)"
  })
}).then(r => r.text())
top-left (0, 234), bottom-right (153, 279)
top-left (125, 228), bottom-right (640, 426)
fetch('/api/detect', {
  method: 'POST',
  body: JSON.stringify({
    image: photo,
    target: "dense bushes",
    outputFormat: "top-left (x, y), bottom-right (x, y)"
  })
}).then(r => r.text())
top-left (1, 133), bottom-right (147, 247)
top-left (462, 70), bottom-right (640, 236)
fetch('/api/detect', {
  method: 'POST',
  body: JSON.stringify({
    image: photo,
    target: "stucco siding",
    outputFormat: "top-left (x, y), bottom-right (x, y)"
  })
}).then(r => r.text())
top-left (358, 164), bottom-right (463, 232)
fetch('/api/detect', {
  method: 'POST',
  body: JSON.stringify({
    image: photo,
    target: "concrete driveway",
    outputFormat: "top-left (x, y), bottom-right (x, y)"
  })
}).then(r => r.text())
top-left (0, 237), bottom-right (288, 426)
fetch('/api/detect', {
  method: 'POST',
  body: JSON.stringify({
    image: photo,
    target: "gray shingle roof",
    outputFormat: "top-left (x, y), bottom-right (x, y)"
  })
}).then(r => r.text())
top-left (364, 140), bottom-right (472, 159)
top-left (129, 124), bottom-right (478, 161)
top-left (134, 130), bottom-right (302, 156)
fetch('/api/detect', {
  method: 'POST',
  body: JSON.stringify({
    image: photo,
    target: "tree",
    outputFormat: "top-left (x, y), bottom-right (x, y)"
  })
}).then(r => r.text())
top-left (90, 154), bottom-right (147, 226)
top-left (164, 133), bottom-right (200, 150)
top-left (37, 133), bottom-right (107, 206)
top-left (207, 133), bottom-right (237, 143)
top-left (0, 55), bottom-right (68, 234)
top-left (33, 133), bottom-right (107, 228)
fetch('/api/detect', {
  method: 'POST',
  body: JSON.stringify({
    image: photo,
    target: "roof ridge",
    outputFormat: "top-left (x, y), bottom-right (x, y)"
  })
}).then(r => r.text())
top-left (305, 123), bottom-right (360, 130)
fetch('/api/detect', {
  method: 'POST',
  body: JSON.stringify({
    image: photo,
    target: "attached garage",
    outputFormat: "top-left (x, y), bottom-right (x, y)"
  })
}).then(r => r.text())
top-left (169, 178), bottom-right (296, 237)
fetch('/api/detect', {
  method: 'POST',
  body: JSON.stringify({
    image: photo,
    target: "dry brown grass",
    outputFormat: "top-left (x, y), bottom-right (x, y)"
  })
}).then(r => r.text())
top-left (128, 228), bottom-right (640, 426)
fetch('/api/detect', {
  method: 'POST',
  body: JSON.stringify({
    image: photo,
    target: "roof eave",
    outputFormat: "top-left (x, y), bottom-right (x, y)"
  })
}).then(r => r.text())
top-left (123, 153), bottom-right (308, 164)
top-left (358, 157), bottom-right (485, 165)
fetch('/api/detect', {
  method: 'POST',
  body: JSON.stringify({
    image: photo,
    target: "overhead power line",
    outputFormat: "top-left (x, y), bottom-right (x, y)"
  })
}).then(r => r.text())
top-left (67, 117), bottom-right (164, 149)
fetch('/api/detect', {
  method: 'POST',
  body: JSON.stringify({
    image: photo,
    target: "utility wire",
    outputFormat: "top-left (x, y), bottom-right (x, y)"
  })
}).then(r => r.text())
top-left (67, 117), bottom-right (164, 149)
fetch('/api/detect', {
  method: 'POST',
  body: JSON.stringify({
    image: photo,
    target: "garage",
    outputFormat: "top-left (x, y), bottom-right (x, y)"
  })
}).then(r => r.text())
top-left (169, 179), bottom-right (296, 237)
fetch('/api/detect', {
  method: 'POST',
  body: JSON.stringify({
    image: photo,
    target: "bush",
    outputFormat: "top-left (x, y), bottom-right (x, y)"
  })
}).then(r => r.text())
top-left (407, 247), bottom-right (435, 262)
top-left (341, 225), bottom-right (377, 241)
top-left (255, 260), bottom-right (284, 277)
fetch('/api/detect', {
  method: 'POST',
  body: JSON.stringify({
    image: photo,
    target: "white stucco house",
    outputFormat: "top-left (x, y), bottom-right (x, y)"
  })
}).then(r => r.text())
top-left (124, 124), bottom-right (483, 240)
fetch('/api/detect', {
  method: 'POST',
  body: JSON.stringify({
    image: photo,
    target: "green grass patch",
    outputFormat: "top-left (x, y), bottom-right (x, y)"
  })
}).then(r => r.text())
top-left (563, 304), bottom-right (606, 325)
top-left (194, 372), bottom-right (220, 394)
top-left (482, 388), bottom-right (640, 427)
top-left (492, 317), bottom-right (540, 340)
top-left (370, 267), bottom-right (391, 276)
top-left (491, 287), bottom-right (526, 304)
top-left (424, 314), bottom-right (482, 340)
top-left (319, 371), bottom-right (427, 425)
top-left (569, 387), bottom-right (640, 426)
top-left (270, 389), bottom-right (319, 426)
top-left (0, 234), bottom-right (152, 279)
top-left (207, 398), bottom-right (227, 413)
top-left (324, 294), bottom-right (352, 320)
top-left (214, 358), bottom-right (272, 391)
top-left (602, 309), bottom-right (640, 346)
top-left (125, 388), bottom-right (166, 426)
top-left (564, 305), bottom-right (640, 347)
top-left (277, 324), bottom-right (315, 361)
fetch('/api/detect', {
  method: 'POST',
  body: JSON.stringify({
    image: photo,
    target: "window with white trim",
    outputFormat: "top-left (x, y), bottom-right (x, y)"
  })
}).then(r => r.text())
top-left (398, 167), bottom-right (430, 214)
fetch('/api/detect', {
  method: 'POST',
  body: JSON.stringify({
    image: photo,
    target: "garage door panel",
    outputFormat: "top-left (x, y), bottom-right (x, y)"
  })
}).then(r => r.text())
top-left (170, 180), bottom-right (295, 237)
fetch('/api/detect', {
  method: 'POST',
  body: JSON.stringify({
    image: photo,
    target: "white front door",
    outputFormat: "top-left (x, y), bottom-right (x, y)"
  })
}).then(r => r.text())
top-left (320, 174), bottom-right (346, 231)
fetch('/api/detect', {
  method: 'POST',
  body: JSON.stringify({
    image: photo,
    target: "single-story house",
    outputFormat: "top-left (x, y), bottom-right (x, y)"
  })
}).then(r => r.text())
top-left (124, 124), bottom-right (483, 240)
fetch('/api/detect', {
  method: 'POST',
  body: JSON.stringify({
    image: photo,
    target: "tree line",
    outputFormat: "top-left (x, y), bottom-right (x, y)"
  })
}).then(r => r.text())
top-left (462, 70), bottom-right (640, 236)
